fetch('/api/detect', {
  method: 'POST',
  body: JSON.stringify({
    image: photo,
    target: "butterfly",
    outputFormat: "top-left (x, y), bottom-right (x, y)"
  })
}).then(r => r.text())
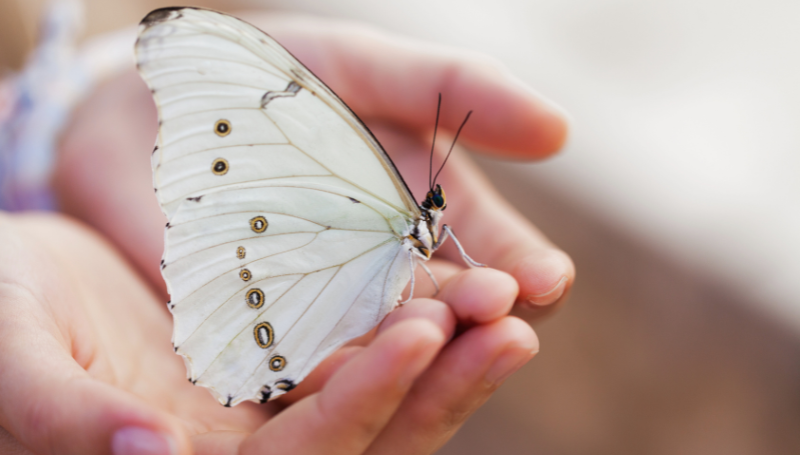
top-left (135, 7), bottom-right (482, 406)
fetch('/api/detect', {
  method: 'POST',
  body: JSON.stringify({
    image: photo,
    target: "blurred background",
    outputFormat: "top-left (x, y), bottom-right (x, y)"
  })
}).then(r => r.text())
top-left (2, 0), bottom-right (799, 453)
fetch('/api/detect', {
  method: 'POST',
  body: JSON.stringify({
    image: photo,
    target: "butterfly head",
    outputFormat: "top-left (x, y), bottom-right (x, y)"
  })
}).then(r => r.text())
top-left (422, 184), bottom-right (447, 212)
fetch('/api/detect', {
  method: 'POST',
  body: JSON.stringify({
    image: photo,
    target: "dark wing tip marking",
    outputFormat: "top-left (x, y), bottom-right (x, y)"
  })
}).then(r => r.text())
top-left (160, 259), bottom-right (166, 269)
top-left (140, 7), bottom-right (189, 27)
top-left (173, 345), bottom-right (178, 352)
top-left (224, 395), bottom-right (233, 407)
top-left (275, 379), bottom-right (296, 392)
top-left (259, 386), bottom-right (272, 403)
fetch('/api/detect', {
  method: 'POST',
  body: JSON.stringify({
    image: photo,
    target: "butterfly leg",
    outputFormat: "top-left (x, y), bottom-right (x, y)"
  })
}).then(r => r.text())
top-left (435, 225), bottom-right (486, 268)
top-left (400, 249), bottom-right (416, 304)
top-left (419, 260), bottom-right (440, 296)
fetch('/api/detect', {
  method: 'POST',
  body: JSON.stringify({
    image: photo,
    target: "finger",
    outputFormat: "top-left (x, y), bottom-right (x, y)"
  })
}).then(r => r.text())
top-left (55, 70), bottom-right (167, 298)
top-left (399, 258), bottom-right (463, 300)
top-left (379, 298), bottom-right (457, 341)
top-left (248, 13), bottom-right (569, 159)
top-left (0, 220), bottom-right (189, 455)
top-left (365, 317), bottom-right (538, 455)
top-left (0, 426), bottom-right (31, 455)
top-left (239, 319), bottom-right (445, 455)
top-left (435, 152), bottom-right (576, 311)
top-left (435, 267), bottom-right (519, 324)
top-left (280, 294), bottom-right (458, 406)
top-left (273, 346), bottom-right (363, 406)
top-left (0, 343), bottom-right (188, 455)
top-left (192, 431), bottom-right (248, 455)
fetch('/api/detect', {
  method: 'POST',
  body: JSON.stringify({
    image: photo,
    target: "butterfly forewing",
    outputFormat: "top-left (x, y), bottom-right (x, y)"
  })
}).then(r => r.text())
top-left (136, 7), bottom-right (417, 404)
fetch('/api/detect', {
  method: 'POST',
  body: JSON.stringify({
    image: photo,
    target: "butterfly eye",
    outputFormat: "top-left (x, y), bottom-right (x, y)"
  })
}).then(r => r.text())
top-left (432, 193), bottom-right (445, 208)
top-left (214, 119), bottom-right (232, 136)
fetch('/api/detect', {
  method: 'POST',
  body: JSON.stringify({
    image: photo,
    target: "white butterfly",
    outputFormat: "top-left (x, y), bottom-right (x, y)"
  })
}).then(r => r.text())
top-left (135, 7), bottom-right (482, 406)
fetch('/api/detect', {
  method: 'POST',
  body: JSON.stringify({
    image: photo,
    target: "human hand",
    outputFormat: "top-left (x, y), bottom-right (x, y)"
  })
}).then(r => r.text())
top-left (0, 213), bottom-right (534, 454)
top-left (45, 11), bottom-right (575, 454)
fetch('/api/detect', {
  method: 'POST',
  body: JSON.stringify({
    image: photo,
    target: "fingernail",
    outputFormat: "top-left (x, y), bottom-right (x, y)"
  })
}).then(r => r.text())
top-left (112, 427), bottom-right (176, 455)
top-left (526, 276), bottom-right (567, 307)
top-left (485, 348), bottom-right (536, 386)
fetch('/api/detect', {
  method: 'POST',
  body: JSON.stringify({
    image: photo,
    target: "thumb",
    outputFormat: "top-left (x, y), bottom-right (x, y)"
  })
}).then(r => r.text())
top-left (0, 326), bottom-right (189, 455)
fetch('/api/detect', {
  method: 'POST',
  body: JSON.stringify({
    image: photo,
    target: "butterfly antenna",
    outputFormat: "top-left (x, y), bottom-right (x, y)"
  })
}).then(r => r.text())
top-left (429, 93), bottom-right (442, 191)
top-left (432, 110), bottom-right (472, 188)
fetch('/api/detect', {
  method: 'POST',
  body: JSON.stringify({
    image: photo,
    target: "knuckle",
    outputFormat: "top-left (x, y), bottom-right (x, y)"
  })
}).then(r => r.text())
top-left (409, 388), bottom-right (485, 435)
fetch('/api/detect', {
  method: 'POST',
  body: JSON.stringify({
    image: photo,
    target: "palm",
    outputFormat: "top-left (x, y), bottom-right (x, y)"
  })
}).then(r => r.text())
top-left (0, 215), bottom-right (271, 429)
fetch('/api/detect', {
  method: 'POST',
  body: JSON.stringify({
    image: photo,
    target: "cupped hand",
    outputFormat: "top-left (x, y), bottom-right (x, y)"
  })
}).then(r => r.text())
top-left (37, 10), bottom-right (576, 454)
top-left (0, 213), bottom-right (535, 454)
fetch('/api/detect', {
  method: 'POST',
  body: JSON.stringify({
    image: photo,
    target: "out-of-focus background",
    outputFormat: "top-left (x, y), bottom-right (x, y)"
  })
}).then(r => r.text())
top-left (3, 0), bottom-right (799, 453)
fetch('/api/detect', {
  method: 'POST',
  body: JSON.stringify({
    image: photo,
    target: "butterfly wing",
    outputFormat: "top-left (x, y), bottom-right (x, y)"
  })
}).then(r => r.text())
top-left (136, 7), bottom-right (419, 405)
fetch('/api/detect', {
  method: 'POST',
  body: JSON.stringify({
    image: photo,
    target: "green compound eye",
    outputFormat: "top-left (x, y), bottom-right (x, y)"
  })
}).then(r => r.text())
top-left (432, 193), bottom-right (444, 208)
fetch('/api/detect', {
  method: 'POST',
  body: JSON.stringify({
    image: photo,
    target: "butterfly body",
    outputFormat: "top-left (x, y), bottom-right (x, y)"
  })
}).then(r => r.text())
top-left (136, 7), bottom-right (477, 406)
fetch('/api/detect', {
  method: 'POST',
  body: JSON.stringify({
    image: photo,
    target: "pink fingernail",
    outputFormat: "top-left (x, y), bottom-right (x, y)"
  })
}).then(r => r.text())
top-left (112, 427), bottom-right (176, 455)
top-left (485, 348), bottom-right (536, 386)
top-left (526, 276), bottom-right (567, 307)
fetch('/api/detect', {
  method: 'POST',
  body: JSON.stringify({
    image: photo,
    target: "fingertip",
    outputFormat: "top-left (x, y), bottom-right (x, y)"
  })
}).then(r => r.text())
top-left (500, 316), bottom-right (540, 355)
top-left (512, 248), bottom-right (575, 309)
top-left (438, 267), bottom-right (519, 324)
top-left (105, 400), bottom-right (191, 455)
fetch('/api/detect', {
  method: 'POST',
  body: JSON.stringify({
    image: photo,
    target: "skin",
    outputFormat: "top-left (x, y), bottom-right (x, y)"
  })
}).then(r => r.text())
top-left (0, 12), bottom-right (575, 455)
